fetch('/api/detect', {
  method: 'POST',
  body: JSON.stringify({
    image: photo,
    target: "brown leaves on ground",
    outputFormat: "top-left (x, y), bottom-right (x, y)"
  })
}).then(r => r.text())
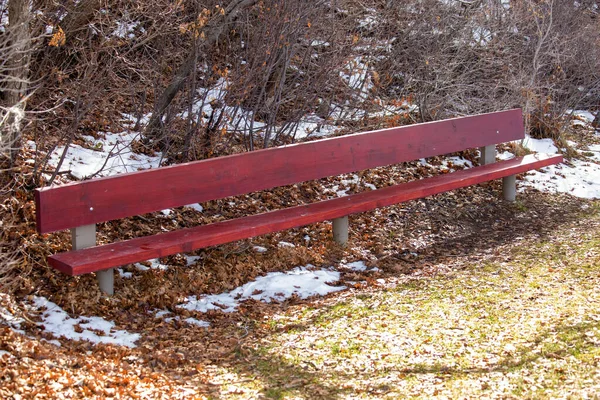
top-left (1, 148), bottom-right (599, 398)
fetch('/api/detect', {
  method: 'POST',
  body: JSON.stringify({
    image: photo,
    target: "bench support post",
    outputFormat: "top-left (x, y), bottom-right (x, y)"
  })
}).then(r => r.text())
top-left (479, 145), bottom-right (496, 165)
top-left (97, 269), bottom-right (114, 296)
top-left (332, 216), bottom-right (349, 246)
top-left (71, 224), bottom-right (114, 295)
top-left (481, 144), bottom-right (517, 201)
top-left (503, 175), bottom-right (517, 202)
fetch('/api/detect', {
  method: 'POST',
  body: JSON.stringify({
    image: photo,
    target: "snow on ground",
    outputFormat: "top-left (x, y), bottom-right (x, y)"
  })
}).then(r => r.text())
top-left (522, 134), bottom-right (559, 154)
top-left (186, 203), bottom-right (204, 212)
top-left (134, 258), bottom-right (169, 272)
top-left (178, 266), bottom-right (345, 314)
top-left (253, 246), bottom-right (268, 253)
top-left (520, 134), bottom-right (600, 199)
top-left (340, 261), bottom-right (380, 272)
top-left (153, 311), bottom-right (210, 328)
top-left (340, 57), bottom-right (374, 100)
top-left (570, 110), bottom-right (597, 124)
top-left (31, 297), bottom-right (140, 348)
top-left (0, 305), bottom-right (24, 329)
top-left (292, 114), bottom-right (339, 140)
top-left (440, 156), bottom-right (474, 171)
top-left (39, 131), bottom-right (162, 179)
top-left (325, 173), bottom-right (372, 197)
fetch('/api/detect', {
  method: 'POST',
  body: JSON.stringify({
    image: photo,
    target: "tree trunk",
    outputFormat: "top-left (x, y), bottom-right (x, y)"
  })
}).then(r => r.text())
top-left (145, 0), bottom-right (258, 142)
top-left (1, 0), bottom-right (31, 162)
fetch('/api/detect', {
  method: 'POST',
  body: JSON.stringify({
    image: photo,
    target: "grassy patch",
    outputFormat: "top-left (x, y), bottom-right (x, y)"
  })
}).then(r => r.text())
top-left (218, 200), bottom-right (600, 398)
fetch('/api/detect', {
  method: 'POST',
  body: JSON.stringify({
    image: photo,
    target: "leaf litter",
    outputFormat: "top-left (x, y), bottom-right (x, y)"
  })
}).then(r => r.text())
top-left (2, 114), bottom-right (600, 398)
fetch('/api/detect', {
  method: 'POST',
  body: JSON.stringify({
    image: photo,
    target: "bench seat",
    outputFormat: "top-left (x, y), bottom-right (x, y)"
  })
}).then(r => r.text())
top-left (49, 153), bottom-right (562, 276)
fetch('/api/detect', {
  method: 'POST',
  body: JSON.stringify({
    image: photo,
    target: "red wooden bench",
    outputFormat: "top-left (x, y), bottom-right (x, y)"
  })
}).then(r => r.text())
top-left (35, 109), bottom-right (562, 295)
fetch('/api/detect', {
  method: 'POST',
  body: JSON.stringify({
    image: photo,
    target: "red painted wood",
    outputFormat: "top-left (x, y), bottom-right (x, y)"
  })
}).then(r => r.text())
top-left (48, 153), bottom-right (562, 275)
top-left (36, 109), bottom-right (524, 233)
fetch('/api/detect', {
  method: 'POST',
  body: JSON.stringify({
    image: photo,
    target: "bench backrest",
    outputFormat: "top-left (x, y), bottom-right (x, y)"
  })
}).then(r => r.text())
top-left (35, 109), bottom-right (524, 234)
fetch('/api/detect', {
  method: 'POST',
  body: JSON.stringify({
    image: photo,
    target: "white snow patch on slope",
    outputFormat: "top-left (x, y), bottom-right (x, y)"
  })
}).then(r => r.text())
top-left (45, 132), bottom-right (162, 179)
top-left (441, 156), bottom-right (473, 171)
top-left (522, 135), bottom-right (559, 154)
top-left (571, 110), bottom-right (597, 124)
top-left (518, 133), bottom-right (600, 199)
top-left (134, 258), bottom-right (169, 271)
top-left (186, 203), bottom-right (204, 212)
top-left (0, 305), bottom-right (24, 329)
top-left (153, 310), bottom-right (210, 328)
top-left (32, 297), bottom-right (140, 348)
top-left (179, 266), bottom-right (345, 313)
top-left (521, 161), bottom-right (600, 199)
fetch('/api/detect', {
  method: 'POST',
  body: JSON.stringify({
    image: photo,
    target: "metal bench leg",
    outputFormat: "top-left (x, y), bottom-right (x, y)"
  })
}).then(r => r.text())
top-left (71, 224), bottom-right (114, 295)
top-left (479, 145), bottom-right (496, 165)
top-left (481, 144), bottom-right (516, 201)
top-left (97, 269), bottom-right (114, 295)
top-left (503, 175), bottom-right (517, 202)
top-left (333, 216), bottom-right (349, 245)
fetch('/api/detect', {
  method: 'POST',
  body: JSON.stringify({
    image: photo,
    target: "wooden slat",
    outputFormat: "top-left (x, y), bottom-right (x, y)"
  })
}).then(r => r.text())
top-left (35, 109), bottom-right (524, 233)
top-left (48, 153), bottom-right (561, 275)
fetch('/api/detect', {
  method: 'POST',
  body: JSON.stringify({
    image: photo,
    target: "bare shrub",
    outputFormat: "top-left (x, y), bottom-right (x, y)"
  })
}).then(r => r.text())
top-left (374, 0), bottom-right (600, 136)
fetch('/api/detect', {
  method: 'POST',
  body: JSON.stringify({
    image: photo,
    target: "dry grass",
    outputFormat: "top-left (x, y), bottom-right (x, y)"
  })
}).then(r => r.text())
top-left (218, 200), bottom-right (600, 399)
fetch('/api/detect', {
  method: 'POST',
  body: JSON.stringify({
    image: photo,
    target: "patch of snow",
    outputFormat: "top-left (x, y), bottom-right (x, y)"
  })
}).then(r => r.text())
top-left (571, 110), bottom-right (597, 123)
top-left (186, 203), bottom-right (203, 212)
top-left (253, 246), bottom-right (268, 253)
top-left (0, 8), bottom-right (7, 33)
top-left (522, 160), bottom-right (600, 199)
top-left (185, 255), bottom-right (202, 266)
top-left (0, 305), bottom-right (24, 328)
top-left (116, 268), bottom-right (133, 279)
top-left (310, 40), bottom-right (330, 47)
top-left (277, 241), bottom-right (295, 248)
top-left (179, 266), bottom-right (345, 313)
top-left (588, 144), bottom-right (600, 160)
top-left (342, 261), bottom-right (368, 272)
top-left (154, 310), bottom-right (171, 319)
top-left (358, 14), bottom-right (378, 30)
top-left (134, 258), bottom-right (169, 271)
top-left (113, 19), bottom-right (140, 39)
top-left (522, 135), bottom-right (558, 155)
top-left (183, 318), bottom-right (210, 328)
top-left (472, 27), bottom-right (492, 46)
top-left (31, 297), bottom-right (139, 348)
top-left (161, 209), bottom-right (172, 216)
top-left (326, 174), bottom-right (362, 197)
top-left (153, 310), bottom-right (210, 327)
top-left (292, 114), bottom-right (339, 140)
top-left (340, 57), bottom-right (373, 100)
top-left (572, 119), bottom-right (589, 128)
top-left (181, 78), bottom-right (266, 138)
top-left (441, 156), bottom-right (473, 171)
top-left (497, 151), bottom-right (515, 160)
top-left (340, 261), bottom-right (380, 273)
top-left (47, 131), bottom-right (162, 179)
top-left (121, 112), bottom-right (151, 127)
top-left (0, 350), bottom-right (13, 359)
top-left (418, 158), bottom-right (434, 168)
